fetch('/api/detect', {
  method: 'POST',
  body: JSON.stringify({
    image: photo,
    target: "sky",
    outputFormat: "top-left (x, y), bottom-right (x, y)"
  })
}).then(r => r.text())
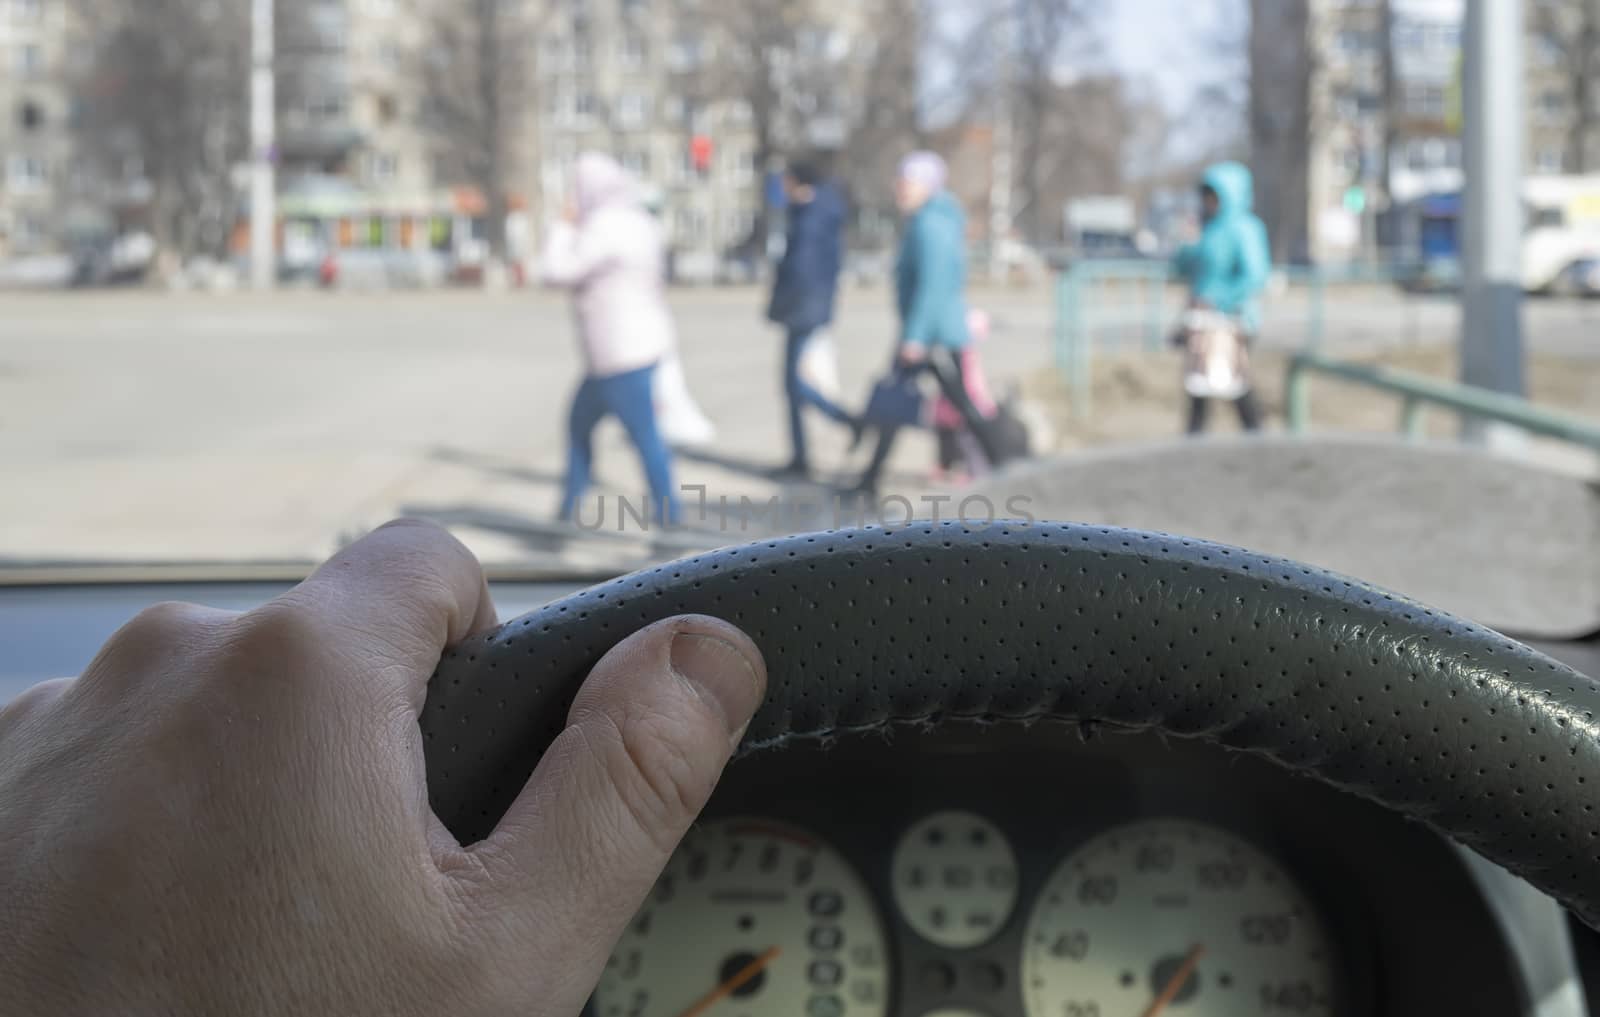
top-left (1103, 0), bottom-right (1246, 164)
top-left (920, 0), bottom-right (1246, 167)
top-left (1104, 0), bottom-right (1241, 115)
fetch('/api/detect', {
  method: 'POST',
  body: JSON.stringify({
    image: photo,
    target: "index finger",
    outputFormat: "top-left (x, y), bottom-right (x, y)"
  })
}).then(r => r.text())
top-left (264, 518), bottom-right (497, 693)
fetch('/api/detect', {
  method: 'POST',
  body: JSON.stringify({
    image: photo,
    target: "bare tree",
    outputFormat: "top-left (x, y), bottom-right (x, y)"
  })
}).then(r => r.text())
top-left (840, 0), bottom-right (928, 241)
top-left (923, 0), bottom-right (1099, 244)
top-left (416, 0), bottom-right (554, 259)
top-left (1006, 0), bottom-right (1097, 244)
top-left (67, 0), bottom-right (248, 262)
top-left (675, 0), bottom-right (875, 252)
top-left (1531, 0), bottom-right (1600, 172)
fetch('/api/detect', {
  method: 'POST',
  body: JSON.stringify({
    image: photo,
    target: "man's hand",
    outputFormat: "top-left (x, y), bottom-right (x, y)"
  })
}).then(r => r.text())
top-left (898, 342), bottom-right (927, 366)
top-left (0, 519), bottom-right (766, 1016)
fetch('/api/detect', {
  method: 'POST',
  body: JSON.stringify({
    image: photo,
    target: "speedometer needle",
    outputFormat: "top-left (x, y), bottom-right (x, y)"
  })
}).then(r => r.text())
top-left (673, 946), bottom-right (781, 1017)
top-left (1139, 943), bottom-right (1206, 1017)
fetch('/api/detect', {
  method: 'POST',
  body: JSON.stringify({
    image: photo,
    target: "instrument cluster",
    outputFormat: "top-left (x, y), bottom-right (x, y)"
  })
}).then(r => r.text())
top-left (584, 726), bottom-right (1527, 1017)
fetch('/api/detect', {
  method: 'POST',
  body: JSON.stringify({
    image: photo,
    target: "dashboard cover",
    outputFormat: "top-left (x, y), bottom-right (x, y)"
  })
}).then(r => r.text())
top-left (422, 523), bottom-right (1600, 928)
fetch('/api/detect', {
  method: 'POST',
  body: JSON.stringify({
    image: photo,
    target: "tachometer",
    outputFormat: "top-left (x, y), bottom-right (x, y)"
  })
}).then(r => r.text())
top-left (593, 819), bottom-right (891, 1017)
top-left (1021, 819), bottom-right (1337, 1017)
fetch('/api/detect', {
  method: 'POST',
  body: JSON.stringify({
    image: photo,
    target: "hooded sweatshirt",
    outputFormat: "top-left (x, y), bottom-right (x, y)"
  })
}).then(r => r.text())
top-left (897, 191), bottom-right (971, 351)
top-left (767, 181), bottom-right (846, 335)
top-left (541, 153), bottom-right (674, 377)
top-left (1173, 161), bottom-right (1272, 333)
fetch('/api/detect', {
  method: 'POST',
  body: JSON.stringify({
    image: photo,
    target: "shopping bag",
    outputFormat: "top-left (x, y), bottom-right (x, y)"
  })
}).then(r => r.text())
top-left (1178, 309), bottom-right (1251, 400)
top-left (796, 329), bottom-right (843, 403)
top-left (862, 372), bottom-right (927, 429)
top-left (654, 350), bottom-right (717, 448)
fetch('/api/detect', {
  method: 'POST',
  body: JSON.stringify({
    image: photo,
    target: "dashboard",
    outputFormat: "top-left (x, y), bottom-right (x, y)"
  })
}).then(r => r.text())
top-left (3, 578), bottom-right (1599, 1016)
top-left (587, 725), bottom-right (1532, 1017)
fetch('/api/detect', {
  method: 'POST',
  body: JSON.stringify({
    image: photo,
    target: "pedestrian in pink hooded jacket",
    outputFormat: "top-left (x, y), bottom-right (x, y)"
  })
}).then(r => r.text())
top-left (543, 153), bottom-right (680, 524)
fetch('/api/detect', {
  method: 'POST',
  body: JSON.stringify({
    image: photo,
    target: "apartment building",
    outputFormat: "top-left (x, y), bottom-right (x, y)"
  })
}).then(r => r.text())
top-left (1306, 0), bottom-right (1600, 262)
top-left (1, 0), bottom-right (862, 259)
top-left (0, 0), bottom-right (73, 256)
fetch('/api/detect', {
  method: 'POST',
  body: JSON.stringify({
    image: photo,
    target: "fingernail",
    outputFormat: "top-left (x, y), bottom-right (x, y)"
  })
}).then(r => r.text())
top-left (670, 631), bottom-right (765, 746)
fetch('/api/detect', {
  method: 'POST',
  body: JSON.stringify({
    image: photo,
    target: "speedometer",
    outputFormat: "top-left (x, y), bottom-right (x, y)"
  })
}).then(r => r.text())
top-left (1021, 819), bottom-right (1337, 1017)
top-left (593, 819), bottom-right (890, 1017)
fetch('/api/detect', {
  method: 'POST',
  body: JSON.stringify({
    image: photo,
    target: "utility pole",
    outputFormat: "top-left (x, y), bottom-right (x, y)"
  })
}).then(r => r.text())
top-left (250, 0), bottom-right (276, 291)
top-left (987, 6), bottom-right (1013, 282)
top-left (1459, 0), bottom-right (1524, 441)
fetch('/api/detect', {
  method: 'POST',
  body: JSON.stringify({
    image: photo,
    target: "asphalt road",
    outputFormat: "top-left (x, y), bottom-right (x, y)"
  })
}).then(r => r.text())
top-left (3, 282), bottom-right (1597, 570)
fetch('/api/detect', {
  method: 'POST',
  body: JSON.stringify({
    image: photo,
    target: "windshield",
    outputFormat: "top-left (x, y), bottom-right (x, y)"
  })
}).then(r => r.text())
top-left (5, 0), bottom-right (1598, 578)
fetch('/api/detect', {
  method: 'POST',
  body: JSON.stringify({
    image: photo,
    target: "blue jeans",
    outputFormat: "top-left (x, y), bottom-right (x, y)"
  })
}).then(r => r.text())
top-left (559, 363), bottom-right (681, 525)
top-left (784, 327), bottom-right (854, 467)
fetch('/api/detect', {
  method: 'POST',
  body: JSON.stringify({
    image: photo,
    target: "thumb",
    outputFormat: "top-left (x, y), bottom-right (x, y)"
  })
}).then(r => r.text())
top-left (462, 615), bottom-right (766, 1006)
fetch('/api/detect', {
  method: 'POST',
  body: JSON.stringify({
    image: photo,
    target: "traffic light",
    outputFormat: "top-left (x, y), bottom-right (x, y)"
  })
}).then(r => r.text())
top-left (690, 134), bottom-right (713, 178)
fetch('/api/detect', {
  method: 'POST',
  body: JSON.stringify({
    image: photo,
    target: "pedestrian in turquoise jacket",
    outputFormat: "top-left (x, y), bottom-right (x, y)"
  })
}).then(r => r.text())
top-left (855, 152), bottom-right (1001, 494)
top-left (1173, 161), bottom-right (1270, 433)
top-left (896, 189), bottom-right (971, 352)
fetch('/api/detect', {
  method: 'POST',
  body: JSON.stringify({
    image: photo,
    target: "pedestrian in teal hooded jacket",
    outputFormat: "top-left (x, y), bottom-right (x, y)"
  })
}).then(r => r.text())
top-left (1173, 161), bottom-right (1270, 433)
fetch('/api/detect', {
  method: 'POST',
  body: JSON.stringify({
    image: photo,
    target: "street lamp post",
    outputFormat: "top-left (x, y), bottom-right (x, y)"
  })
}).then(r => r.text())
top-left (1459, 0), bottom-right (1524, 442)
top-left (250, 0), bottom-right (276, 291)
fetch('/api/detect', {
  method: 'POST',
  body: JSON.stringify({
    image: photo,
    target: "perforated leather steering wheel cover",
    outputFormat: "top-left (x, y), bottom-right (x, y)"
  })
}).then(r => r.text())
top-left (422, 523), bottom-right (1600, 926)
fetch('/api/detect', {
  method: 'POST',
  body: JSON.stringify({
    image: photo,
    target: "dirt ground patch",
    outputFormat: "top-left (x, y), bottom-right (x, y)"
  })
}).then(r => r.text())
top-left (1022, 345), bottom-right (1600, 459)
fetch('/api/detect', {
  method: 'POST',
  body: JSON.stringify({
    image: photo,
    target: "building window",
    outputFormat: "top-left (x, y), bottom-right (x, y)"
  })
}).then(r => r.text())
top-left (11, 0), bottom-right (41, 20)
top-left (1538, 89), bottom-right (1566, 124)
top-left (667, 34), bottom-right (704, 71)
top-left (1336, 29), bottom-right (1373, 58)
top-left (674, 207), bottom-right (705, 243)
top-left (308, 94), bottom-right (346, 121)
top-left (1403, 136), bottom-right (1461, 171)
top-left (676, 148), bottom-right (698, 185)
top-left (662, 95), bottom-right (684, 123)
top-left (14, 42), bottom-right (41, 78)
top-left (1535, 147), bottom-right (1564, 174)
top-left (541, 33), bottom-right (567, 74)
top-left (363, 0), bottom-right (396, 15)
top-left (617, 92), bottom-right (649, 129)
top-left (377, 40), bottom-right (401, 69)
top-left (725, 100), bottom-right (753, 125)
top-left (376, 93), bottom-right (398, 124)
top-left (725, 147), bottom-right (756, 183)
top-left (368, 152), bottom-right (399, 185)
top-left (13, 213), bottom-right (44, 249)
top-left (1403, 84), bottom-right (1446, 118)
top-left (721, 209), bottom-right (753, 242)
top-left (620, 149), bottom-right (650, 176)
top-left (1533, 32), bottom-right (1564, 67)
top-left (619, 32), bottom-right (647, 71)
top-left (572, 33), bottom-right (592, 71)
top-left (19, 99), bottom-right (42, 130)
top-left (573, 91), bottom-right (598, 124)
top-left (8, 154), bottom-right (47, 191)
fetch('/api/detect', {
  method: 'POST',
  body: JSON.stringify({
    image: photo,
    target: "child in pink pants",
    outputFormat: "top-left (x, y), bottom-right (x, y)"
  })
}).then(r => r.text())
top-left (931, 308), bottom-right (998, 483)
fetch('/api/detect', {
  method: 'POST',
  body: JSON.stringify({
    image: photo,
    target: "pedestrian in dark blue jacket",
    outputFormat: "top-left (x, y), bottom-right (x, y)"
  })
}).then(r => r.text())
top-left (767, 160), bottom-right (860, 479)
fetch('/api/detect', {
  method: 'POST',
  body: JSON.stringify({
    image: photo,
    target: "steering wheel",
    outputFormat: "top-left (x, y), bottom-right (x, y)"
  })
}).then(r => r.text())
top-left (422, 523), bottom-right (1600, 928)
